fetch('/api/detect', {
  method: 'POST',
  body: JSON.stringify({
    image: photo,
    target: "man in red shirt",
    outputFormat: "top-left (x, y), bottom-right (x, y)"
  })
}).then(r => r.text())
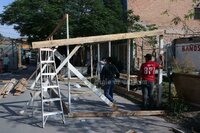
top-left (139, 54), bottom-right (161, 109)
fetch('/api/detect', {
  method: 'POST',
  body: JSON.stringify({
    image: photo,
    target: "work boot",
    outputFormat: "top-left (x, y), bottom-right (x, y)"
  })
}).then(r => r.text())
top-left (112, 103), bottom-right (118, 111)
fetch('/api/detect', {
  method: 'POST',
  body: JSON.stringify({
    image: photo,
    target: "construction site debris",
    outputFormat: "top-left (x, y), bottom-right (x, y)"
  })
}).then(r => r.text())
top-left (0, 78), bottom-right (17, 98)
top-left (13, 78), bottom-right (28, 96)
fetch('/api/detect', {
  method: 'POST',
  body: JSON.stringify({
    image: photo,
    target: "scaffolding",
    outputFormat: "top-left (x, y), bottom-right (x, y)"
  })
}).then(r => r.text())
top-left (31, 29), bottom-right (165, 112)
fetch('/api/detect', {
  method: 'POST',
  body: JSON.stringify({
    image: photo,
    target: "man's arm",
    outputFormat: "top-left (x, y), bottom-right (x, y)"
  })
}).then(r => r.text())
top-left (157, 55), bottom-right (163, 69)
top-left (113, 65), bottom-right (120, 78)
top-left (100, 67), bottom-right (105, 81)
top-left (137, 64), bottom-right (143, 81)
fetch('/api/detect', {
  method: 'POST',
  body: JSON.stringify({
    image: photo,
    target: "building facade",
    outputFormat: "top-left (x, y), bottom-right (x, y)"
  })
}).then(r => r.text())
top-left (127, 0), bottom-right (200, 42)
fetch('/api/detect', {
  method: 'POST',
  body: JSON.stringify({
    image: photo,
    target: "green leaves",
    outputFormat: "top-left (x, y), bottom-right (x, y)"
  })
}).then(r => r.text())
top-left (0, 0), bottom-right (144, 41)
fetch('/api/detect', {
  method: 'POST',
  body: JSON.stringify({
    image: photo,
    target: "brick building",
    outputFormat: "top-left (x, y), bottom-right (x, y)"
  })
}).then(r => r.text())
top-left (118, 0), bottom-right (200, 70)
top-left (127, 0), bottom-right (200, 42)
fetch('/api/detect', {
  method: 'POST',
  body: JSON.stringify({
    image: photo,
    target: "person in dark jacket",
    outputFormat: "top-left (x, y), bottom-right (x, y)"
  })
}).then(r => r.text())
top-left (100, 57), bottom-right (119, 103)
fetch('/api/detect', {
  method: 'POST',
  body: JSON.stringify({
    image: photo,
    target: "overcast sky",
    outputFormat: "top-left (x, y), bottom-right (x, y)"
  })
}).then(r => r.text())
top-left (0, 0), bottom-right (20, 38)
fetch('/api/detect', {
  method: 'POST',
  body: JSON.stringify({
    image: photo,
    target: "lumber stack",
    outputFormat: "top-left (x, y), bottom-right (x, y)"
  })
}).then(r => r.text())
top-left (13, 78), bottom-right (28, 96)
top-left (0, 78), bottom-right (17, 98)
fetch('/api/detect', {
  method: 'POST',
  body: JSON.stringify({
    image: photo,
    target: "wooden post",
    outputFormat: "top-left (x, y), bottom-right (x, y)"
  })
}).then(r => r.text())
top-left (141, 39), bottom-right (144, 63)
top-left (12, 40), bottom-right (15, 69)
top-left (90, 45), bottom-right (93, 78)
top-left (132, 40), bottom-right (136, 69)
top-left (157, 35), bottom-right (164, 106)
top-left (66, 14), bottom-right (69, 39)
top-left (97, 43), bottom-right (100, 79)
top-left (18, 44), bottom-right (22, 68)
top-left (127, 39), bottom-right (131, 91)
top-left (109, 41), bottom-right (111, 57)
top-left (66, 13), bottom-right (71, 112)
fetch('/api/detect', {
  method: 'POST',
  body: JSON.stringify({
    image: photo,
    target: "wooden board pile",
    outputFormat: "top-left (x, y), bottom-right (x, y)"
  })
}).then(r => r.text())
top-left (13, 78), bottom-right (28, 96)
top-left (0, 78), bottom-right (28, 98)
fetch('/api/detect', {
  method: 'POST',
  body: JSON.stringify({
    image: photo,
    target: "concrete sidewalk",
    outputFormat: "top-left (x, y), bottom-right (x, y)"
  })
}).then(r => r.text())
top-left (0, 78), bottom-right (183, 133)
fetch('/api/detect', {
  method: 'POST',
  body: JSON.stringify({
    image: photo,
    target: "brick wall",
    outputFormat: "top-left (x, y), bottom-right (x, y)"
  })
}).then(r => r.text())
top-left (128, 0), bottom-right (200, 36)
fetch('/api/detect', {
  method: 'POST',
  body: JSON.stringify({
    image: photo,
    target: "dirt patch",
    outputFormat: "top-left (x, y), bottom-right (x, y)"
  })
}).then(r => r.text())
top-left (165, 111), bottom-right (200, 133)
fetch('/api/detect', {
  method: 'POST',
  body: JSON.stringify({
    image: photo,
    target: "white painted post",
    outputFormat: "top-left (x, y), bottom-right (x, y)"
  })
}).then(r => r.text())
top-left (97, 44), bottom-right (100, 79)
top-left (132, 40), bottom-right (136, 69)
top-left (157, 35), bottom-right (164, 106)
top-left (141, 39), bottom-right (144, 63)
top-left (127, 39), bottom-right (131, 91)
top-left (90, 45), bottom-right (93, 78)
top-left (66, 14), bottom-right (69, 39)
top-left (66, 14), bottom-right (71, 112)
top-left (18, 44), bottom-right (22, 68)
top-left (109, 41), bottom-right (111, 57)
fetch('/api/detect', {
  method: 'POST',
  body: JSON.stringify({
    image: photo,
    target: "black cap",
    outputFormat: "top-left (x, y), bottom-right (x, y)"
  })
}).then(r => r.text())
top-left (106, 57), bottom-right (112, 63)
top-left (144, 54), bottom-right (152, 60)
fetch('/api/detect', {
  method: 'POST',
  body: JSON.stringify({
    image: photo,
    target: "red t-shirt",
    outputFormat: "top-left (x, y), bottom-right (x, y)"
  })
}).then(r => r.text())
top-left (140, 61), bottom-right (160, 82)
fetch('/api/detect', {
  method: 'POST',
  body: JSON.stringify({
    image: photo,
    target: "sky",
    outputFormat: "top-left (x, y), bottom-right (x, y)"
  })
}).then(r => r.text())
top-left (0, 0), bottom-right (20, 38)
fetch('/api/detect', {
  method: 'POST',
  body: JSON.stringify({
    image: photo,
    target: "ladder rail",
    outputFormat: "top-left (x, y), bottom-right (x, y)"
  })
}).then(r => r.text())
top-left (28, 48), bottom-right (66, 128)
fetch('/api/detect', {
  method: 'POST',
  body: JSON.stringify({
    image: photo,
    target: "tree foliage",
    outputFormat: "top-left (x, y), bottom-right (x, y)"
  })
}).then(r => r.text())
top-left (0, 0), bottom-right (144, 41)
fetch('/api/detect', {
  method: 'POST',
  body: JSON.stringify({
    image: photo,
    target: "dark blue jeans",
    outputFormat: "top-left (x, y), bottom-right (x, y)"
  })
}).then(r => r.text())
top-left (141, 80), bottom-right (155, 109)
top-left (103, 79), bottom-right (115, 102)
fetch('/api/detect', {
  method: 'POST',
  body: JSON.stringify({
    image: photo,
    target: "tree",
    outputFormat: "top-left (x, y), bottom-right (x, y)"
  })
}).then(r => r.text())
top-left (161, 0), bottom-right (200, 34)
top-left (0, 0), bottom-right (65, 41)
top-left (0, 0), bottom-right (143, 41)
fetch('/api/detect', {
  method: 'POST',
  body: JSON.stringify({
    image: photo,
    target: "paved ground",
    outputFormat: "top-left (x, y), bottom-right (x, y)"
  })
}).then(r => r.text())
top-left (0, 65), bottom-right (184, 133)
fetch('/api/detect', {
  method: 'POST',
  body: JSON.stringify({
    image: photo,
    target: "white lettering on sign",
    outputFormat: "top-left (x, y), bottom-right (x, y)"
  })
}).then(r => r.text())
top-left (182, 44), bottom-right (200, 52)
top-left (176, 43), bottom-right (200, 71)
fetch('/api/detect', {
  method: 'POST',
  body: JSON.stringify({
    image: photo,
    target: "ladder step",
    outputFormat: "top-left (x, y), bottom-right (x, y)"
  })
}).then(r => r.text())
top-left (42, 85), bottom-right (59, 89)
top-left (41, 60), bottom-right (55, 64)
top-left (41, 73), bottom-right (57, 76)
top-left (43, 98), bottom-right (61, 102)
top-left (40, 48), bottom-right (53, 51)
top-left (43, 111), bottom-right (63, 116)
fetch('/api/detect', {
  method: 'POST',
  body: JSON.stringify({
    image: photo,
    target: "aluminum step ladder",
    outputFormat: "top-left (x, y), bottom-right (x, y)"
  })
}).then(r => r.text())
top-left (39, 48), bottom-right (65, 128)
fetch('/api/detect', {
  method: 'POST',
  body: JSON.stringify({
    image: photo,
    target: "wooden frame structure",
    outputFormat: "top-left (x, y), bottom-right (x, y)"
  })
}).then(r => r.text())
top-left (32, 29), bottom-right (165, 113)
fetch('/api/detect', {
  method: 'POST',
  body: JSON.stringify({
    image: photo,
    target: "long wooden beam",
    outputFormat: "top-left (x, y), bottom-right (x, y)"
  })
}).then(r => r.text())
top-left (32, 30), bottom-right (165, 48)
top-left (67, 110), bottom-right (165, 117)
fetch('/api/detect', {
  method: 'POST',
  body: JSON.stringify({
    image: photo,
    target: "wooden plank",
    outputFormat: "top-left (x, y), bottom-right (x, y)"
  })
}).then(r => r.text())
top-left (0, 83), bottom-right (9, 95)
top-left (32, 30), bottom-right (165, 48)
top-left (68, 110), bottom-right (165, 117)
top-left (15, 78), bottom-right (27, 90)
top-left (14, 78), bottom-right (27, 95)
top-left (3, 78), bottom-right (17, 97)
top-left (119, 73), bottom-right (138, 80)
top-left (0, 80), bottom-right (11, 83)
top-left (46, 15), bottom-right (66, 40)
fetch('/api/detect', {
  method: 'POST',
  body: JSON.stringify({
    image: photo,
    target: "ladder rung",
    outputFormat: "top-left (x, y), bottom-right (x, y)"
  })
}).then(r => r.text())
top-left (40, 48), bottom-right (53, 51)
top-left (41, 61), bottom-right (55, 64)
top-left (42, 85), bottom-right (59, 89)
top-left (41, 73), bottom-right (57, 76)
top-left (43, 98), bottom-right (61, 102)
top-left (43, 111), bottom-right (63, 116)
